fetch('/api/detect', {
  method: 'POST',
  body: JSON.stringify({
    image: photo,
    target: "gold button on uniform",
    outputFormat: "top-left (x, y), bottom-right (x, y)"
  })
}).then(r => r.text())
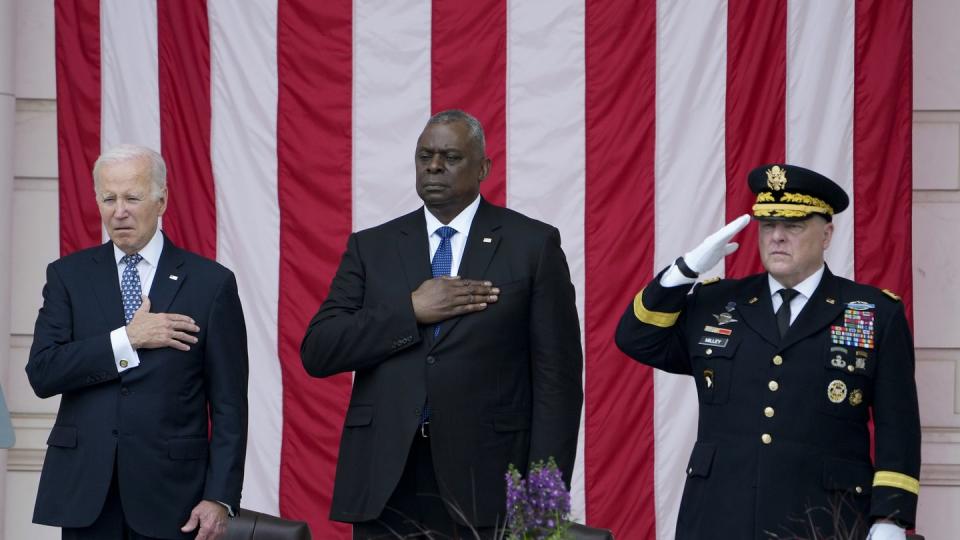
top-left (761, 433), bottom-right (772, 444)
top-left (768, 380), bottom-right (779, 392)
top-left (855, 486), bottom-right (863, 494)
top-left (705, 348), bottom-right (713, 355)
top-left (847, 365), bottom-right (855, 373)
top-left (772, 355), bottom-right (783, 366)
top-left (119, 359), bottom-right (128, 368)
top-left (764, 407), bottom-right (775, 418)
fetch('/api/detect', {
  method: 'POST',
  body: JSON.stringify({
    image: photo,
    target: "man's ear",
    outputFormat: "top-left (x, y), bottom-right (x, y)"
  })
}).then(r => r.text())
top-left (822, 221), bottom-right (834, 250)
top-left (479, 157), bottom-right (491, 182)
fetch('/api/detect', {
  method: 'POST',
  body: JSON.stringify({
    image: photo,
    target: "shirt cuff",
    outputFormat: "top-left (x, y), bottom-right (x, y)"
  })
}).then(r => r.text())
top-left (217, 501), bottom-right (235, 517)
top-left (109, 327), bottom-right (141, 372)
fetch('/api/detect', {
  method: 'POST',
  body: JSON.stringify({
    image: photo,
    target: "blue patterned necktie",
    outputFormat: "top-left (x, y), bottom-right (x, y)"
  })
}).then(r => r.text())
top-left (120, 253), bottom-right (144, 324)
top-left (422, 226), bottom-right (457, 431)
top-left (430, 226), bottom-right (457, 337)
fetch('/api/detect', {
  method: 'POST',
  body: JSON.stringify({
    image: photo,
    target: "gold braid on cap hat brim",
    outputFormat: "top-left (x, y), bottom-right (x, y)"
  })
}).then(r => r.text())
top-left (753, 191), bottom-right (834, 218)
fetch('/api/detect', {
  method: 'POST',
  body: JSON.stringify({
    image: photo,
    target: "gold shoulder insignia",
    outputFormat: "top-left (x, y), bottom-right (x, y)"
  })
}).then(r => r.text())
top-left (701, 277), bottom-right (721, 286)
top-left (882, 289), bottom-right (901, 302)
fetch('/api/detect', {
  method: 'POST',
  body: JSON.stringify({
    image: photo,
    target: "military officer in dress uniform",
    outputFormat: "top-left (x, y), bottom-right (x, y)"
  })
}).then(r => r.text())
top-left (615, 164), bottom-right (920, 540)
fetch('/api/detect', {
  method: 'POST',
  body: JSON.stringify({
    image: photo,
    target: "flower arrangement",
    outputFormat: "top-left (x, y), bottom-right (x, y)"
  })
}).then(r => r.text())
top-left (504, 457), bottom-right (572, 540)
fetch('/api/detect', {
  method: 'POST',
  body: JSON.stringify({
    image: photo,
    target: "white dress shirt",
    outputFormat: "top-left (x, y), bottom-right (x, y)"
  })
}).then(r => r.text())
top-left (768, 264), bottom-right (825, 325)
top-left (423, 195), bottom-right (481, 275)
top-left (108, 228), bottom-right (164, 372)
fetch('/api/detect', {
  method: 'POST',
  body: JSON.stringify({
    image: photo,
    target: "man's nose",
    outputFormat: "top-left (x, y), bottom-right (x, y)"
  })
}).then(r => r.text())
top-left (114, 199), bottom-right (129, 217)
top-left (426, 153), bottom-right (444, 172)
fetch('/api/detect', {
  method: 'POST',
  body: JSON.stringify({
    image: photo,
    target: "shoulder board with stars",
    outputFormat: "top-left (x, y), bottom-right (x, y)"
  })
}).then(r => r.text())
top-left (882, 289), bottom-right (901, 302)
top-left (700, 277), bottom-right (721, 286)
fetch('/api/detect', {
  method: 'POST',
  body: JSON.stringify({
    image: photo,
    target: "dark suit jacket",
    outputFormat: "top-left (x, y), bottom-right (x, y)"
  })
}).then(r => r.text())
top-left (301, 199), bottom-right (583, 527)
top-left (615, 266), bottom-right (921, 539)
top-left (27, 235), bottom-right (249, 539)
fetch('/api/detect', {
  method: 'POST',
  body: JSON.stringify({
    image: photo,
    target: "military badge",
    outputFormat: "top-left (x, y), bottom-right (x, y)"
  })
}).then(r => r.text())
top-left (829, 346), bottom-right (849, 369)
top-left (699, 336), bottom-right (729, 348)
top-left (827, 380), bottom-right (848, 403)
top-left (713, 312), bottom-right (738, 326)
top-left (830, 305), bottom-right (875, 349)
top-left (849, 389), bottom-right (863, 406)
top-left (704, 325), bottom-right (732, 336)
top-left (703, 369), bottom-right (714, 389)
top-left (766, 165), bottom-right (788, 191)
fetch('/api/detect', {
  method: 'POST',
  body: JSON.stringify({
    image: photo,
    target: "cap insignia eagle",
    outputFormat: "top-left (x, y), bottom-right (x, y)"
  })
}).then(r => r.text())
top-left (766, 165), bottom-right (788, 191)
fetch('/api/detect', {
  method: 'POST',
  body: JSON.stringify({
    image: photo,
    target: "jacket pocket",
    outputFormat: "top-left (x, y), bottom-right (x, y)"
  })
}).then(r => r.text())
top-left (685, 442), bottom-right (717, 478)
top-left (691, 339), bottom-right (740, 405)
top-left (822, 456), bottom-right (873, 495)
top-left (168, 437), bottom-right (208, 460)
top-left (344, 405), bottom-right (373, 427)
top-left (493, 411), bottom-right (531, 432)
top-left (46, 425), bottom-right (77, 448)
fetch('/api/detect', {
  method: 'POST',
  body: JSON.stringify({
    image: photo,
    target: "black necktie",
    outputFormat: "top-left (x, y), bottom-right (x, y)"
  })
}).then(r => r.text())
top-left (776, 288), bottom-right (799, 338)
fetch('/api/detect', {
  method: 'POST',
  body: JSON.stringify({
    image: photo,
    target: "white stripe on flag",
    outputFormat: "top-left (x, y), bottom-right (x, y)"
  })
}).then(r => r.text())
top-left (505, 0), bottom-right (587, 521)
top-left (209, 0), bottom-right (282, 515)
top-left (654, 0), bottom-right (729, 537)
top-left (100, 0), bottom-right (160, 153)
top-left (786, 0), bottom-right (855, 279)
top-left (353, 0), bottom-right (432, 232)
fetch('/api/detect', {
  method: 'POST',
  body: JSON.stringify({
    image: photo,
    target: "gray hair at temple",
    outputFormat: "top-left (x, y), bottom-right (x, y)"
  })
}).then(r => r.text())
top-left (92, 144), bottom-right (167, 201)
top-left (425, 109), bottom-right (486, 156)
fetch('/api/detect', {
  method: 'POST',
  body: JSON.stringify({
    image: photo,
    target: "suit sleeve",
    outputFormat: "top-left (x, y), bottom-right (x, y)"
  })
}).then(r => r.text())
top-left (201, 271), bottom-right (248, 509)
top-left (26, 263), bottom-right (120, 398)
top-left (301, 233), bottom-right (422, 377)
top-left (526, 228), bottom-right (583, 486)
top-left (614, 267), bottom-right (694, 376)
top-left (868, 300), bottom-right (921, 527)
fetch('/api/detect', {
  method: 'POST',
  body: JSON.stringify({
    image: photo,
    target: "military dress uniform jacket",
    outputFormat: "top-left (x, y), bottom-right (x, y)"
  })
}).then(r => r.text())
top-left (615, 266), bottom-right (920, 540)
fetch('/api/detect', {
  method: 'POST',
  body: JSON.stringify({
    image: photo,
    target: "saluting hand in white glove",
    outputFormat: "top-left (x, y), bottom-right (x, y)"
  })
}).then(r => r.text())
top-left (660, 214), bottom-right (751, 287)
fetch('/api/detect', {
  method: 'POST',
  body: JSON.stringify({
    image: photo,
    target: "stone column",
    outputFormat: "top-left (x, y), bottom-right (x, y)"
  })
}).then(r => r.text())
top-left (0, 0), bottom-right (17, 531)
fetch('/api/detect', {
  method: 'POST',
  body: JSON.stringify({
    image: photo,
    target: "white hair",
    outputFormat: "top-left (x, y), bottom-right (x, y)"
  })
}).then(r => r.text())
top-left (93, 144), bottom-right (167, 200)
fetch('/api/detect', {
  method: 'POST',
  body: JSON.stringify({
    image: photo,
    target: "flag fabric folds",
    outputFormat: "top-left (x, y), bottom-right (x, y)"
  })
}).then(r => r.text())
top-left (54, 1), bottom-right (912, 538)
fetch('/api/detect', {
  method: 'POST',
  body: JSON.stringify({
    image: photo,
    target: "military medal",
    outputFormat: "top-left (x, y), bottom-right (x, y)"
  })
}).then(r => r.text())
top-left (830, 303), bottom-right (875, 349)
top-left (712, 312), bottom-right (738, 326)
top-left (827, 380), bottom-right (848, 403)
top-left (703, 325), bottom-right (732, 336)
top-left (849, 389), bottom-right (863, 406)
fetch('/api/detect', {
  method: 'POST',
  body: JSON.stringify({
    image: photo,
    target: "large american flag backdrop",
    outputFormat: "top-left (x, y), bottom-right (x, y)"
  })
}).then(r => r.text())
top-left (53, 0), bottom-right (913, 538)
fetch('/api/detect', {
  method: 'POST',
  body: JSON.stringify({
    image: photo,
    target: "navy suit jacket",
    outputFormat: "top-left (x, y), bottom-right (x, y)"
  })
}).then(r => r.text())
top-left (27, 236), bottom-right (248, 538)
top-left (301, 199), bottom-right (584, 527)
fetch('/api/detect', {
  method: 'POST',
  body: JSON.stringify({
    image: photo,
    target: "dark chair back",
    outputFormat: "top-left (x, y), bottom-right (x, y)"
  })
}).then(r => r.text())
top-left (225, 508), bottom-right (312, 540)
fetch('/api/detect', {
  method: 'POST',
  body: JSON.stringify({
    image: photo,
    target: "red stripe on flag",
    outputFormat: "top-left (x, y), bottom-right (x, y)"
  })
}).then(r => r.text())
top-left (724, 0), bottom-right (787, 278)
top-left (431, 0), bottom-right (507, 206)
top-left (157, 0), bottom-right (216, 259)
top-left (55, 0), bottom-right (102, 255)
top-left (853, 0), bottom-right (913, 320)
top-left (276, 1), bottom-right (353, 537)
top-left (584, 0), bottom-right (657, 537)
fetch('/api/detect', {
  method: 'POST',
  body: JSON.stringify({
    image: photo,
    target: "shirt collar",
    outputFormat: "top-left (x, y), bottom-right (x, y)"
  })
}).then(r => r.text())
top-left (768, 264), bottom-right (825, 300)
top-left (113, 227), bottom-right (164, 267)
top-left (423, 195), bottom-right (481, 237)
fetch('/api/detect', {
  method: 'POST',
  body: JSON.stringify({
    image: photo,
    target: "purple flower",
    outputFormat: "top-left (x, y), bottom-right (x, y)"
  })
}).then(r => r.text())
top-left (504, 458), bottom-right (571, 539)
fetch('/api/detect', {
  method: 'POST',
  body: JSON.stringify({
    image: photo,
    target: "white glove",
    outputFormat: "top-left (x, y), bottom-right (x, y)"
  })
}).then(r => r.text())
top-left (867, 522), bottom-right (906, 540)
top-left (660, 214), bottom-right (751, 287)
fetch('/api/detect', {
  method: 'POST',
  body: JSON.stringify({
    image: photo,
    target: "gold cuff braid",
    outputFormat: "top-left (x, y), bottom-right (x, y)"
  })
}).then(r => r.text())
top-left (873, 471), bottom-right (920, 495)
top-left (632, 289), bottom-right (680, 328)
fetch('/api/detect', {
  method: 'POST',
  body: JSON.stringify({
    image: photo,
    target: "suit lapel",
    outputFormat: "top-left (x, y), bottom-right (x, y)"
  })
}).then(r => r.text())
top-left (149, 236), bottom-right (187, 314)
top-left (433, 199), bottom-right (502, 346)
top-left (733, 275), bottom-right (780, 348)
top-left (90, 242), bottom-right (126, 328)
top-left (397, 210), bottom-right (434, 294)
top-left (780, 267), bottom-right (843, 350)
